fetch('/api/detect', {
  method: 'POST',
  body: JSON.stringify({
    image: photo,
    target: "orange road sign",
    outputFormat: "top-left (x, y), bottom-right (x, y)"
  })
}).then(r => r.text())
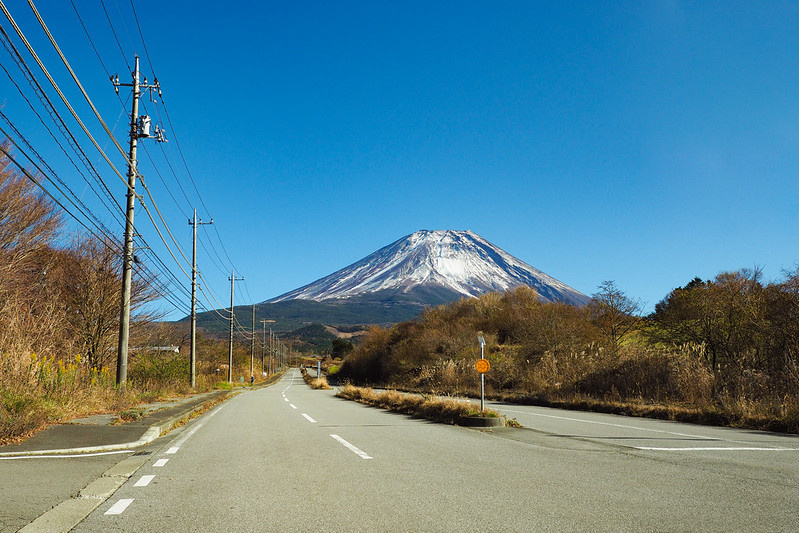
top-left (475, 358), bottom-right (490, 373)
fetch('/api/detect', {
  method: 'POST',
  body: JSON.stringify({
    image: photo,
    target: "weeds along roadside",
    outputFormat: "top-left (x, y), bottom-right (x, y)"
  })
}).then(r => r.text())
top-left (338, 343), bottom-right (799, 434)
top-left (0, 352), bottom-right (270, 445)
top-left (304, 366), bottom-right (509, 426)
top-left (300, 366), bottom-right (332, 390)
top-left (334, 285), bottom-right (799, 435)
top-left (335, 384), bottom-right (507, 426)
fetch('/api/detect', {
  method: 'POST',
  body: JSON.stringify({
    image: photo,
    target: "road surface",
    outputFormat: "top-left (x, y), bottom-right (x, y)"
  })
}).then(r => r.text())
top-left (69, 369), bottom-right (797, 531)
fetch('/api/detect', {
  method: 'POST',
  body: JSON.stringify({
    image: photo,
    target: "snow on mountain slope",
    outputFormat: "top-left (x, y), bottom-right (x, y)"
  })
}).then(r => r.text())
top-left (269, 230), bottom-right (590, 307)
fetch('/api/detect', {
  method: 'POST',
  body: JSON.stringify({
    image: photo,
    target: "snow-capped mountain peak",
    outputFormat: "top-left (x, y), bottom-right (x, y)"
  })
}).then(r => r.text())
top-left (268, 230), bottom-right (589, 307)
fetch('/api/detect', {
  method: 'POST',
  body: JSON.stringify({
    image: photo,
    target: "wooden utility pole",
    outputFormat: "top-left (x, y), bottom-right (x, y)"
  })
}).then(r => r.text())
top-left (260, 320), bottom-right (271, 375)
top-left (188, 208), bottom-right (212, 388)
top-left (250, 304), bottom-right (255, 380)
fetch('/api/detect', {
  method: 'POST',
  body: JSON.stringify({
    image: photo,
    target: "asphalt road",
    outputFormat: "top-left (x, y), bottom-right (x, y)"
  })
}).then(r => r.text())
top-left (67, 369), bottom-right (797, 532)
top-left (0, 451), bottom-right (128, 532)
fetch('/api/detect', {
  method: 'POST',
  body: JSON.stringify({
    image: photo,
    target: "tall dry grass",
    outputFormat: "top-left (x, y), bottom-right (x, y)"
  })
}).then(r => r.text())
top-left (0, 148), bottom-right (205, 443)
top-left (0, 350), bottom-right (223, 444)
top-left (336, 384), bottom-right (501, 424)
top-left (301, 367), bottom-right (332, 390)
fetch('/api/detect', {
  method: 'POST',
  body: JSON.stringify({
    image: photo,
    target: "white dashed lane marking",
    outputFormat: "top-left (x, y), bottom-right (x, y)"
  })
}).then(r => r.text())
top-left (330, 435), bottom-right (372, 459)
top-left (105, 498), bottom-right (134, 515)
top-left (134, 475), bottom-right (155, 487)
top-left (302, 413), bottom-right (316, 423)
top-left (153, 458), bottom-right (169, 467)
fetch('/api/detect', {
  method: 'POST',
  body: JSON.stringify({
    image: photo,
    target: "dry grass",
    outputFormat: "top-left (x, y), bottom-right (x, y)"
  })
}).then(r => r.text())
top-left (0, 353), bottom-right (220, 445)
top-left (338, 283), bottom-right (799, 434)
top-left (336, 384), bottom-right (502, 425)
top-left (308, 377), bottom-right (332, 390)
top-left (407, 345), bottom-right (799, 433)
top-left (301, 367), bottom-right (332, 389)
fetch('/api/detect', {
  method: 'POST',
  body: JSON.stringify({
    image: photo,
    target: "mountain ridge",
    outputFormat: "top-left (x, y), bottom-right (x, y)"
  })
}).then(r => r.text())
top-left (268, 230), bottom-right (589, 307)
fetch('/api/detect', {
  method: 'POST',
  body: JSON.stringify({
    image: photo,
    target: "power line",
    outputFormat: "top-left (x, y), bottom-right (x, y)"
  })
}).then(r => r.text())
top-left (0, 126), bottom-right (189, 316)
top-left (0, 140), bottom-right (116, 247)
top-left (0, 113), bottom-right (117, 239)
top-left (121, 0), bottom-right (254, 302)
top-left (0, 2), bottom-right (135, 197)
top-left (99, 0), bottom-right (129, 70)
top-left (17, 2), bottom-right (198, 290)
top-left (0, 22), bottom-right (122, 220)
top-left (80, 0), bottom-right (243, 294)
top-left (128, 0), bottom-right (155, 77)
top-left (3, 8), bottom-right (194, 321)
top-left (8, 1), bottom-right (258, 324)
top-left (0, 59), bottom-right (123, 228)
top-left (71, 1), bottom-right (194, 226)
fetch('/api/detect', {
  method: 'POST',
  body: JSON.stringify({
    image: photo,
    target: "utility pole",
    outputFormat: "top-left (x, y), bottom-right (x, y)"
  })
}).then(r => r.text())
top-left (188, 208), bottom-right (212, 388)
top-left (250, 304), bottom-right (255, 381)
top-left (260, 320), bottom-right (271, 375)
top-left (260, 320), bottom-right (265, 375)
top-left (112, 56), bottom-right (164, 386)
top-left (228, 269), bottom-right (244, 382)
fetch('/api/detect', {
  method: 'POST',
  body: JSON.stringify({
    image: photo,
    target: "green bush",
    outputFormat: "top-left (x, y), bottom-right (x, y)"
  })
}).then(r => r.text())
top-left (129, 352), bottom-right (189, 385)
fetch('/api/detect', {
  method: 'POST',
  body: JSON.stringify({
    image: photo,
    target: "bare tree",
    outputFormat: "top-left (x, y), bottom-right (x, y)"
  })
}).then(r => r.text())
top-left (56, 235), bottom-right (161, 370)
top-left (589, 280), bottom-right (643, 352)
top-left (0, 147), bottom-right (65, 370)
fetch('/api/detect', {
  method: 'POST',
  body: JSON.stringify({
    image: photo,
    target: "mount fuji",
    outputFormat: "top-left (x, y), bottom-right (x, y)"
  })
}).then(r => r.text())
top-left (268, 230), bottom-right (589, 307)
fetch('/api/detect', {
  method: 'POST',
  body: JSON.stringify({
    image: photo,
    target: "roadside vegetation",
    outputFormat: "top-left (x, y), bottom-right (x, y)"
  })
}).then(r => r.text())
top-left (0, 148), bottom-right (269, 444)
top-left (301, 366), bottom-right (332, 389)
top-left (338, 275), bottom-right (799, 433)
top-left (336, 384), bottom-right (502, 425)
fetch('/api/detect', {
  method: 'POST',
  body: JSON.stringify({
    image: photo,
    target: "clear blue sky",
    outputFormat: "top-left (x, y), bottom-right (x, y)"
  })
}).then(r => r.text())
top-left (2, 1), bottom-right (798, 319)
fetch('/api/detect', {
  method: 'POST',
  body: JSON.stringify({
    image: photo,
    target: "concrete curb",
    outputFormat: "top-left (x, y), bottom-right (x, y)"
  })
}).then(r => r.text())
top-left (458, 415), bottom-right (506, 428)
top-left (0, 390), bottom-right (232, 458)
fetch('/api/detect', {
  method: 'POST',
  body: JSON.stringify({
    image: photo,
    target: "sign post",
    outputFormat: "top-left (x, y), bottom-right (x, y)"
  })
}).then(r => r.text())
top-left (476, 335), bottom-right (489, 413)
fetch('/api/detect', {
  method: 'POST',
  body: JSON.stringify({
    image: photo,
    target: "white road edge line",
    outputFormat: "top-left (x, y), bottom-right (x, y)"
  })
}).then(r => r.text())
top-left (105, 498), bottom-right (134, 515)
top-left (330, 434), bottom-right (373, 459)
top-left (500, 409), bottom-right (716, 441)
top-left (134, 474), bottom-right (155, 487)
top-left (636, 446), bottom-right (799, 452)
top-left (153, 458), bottom-right (169, 467)
top-left (302, 413), bottom-right (317, 423)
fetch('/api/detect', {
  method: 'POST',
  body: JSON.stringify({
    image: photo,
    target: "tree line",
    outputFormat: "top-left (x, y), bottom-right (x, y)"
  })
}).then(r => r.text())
top-left (0, 149), bottom-right (158, 378)
top-left (339, 271), bottom-right (799, 432)
top-left (0, 146), bottom-right (182, 441)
